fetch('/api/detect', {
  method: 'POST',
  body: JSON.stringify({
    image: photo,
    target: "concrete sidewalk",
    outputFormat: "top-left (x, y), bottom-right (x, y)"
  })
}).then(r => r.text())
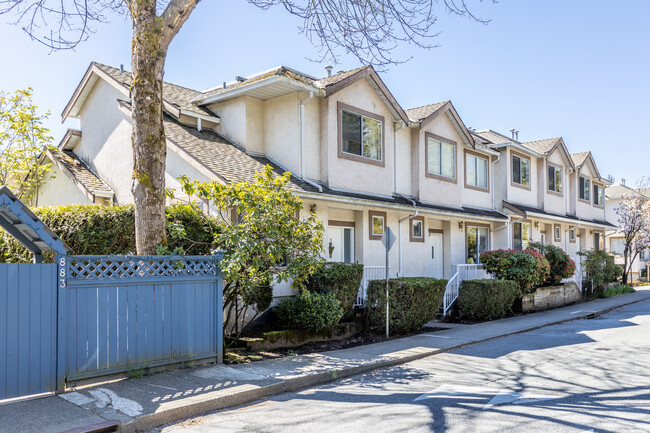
top-left (4, 289), bottom-right (650, 433)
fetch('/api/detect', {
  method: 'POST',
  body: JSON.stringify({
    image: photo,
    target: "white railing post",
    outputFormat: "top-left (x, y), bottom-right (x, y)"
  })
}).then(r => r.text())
top-left (443, 264), bottom-right (493, 315)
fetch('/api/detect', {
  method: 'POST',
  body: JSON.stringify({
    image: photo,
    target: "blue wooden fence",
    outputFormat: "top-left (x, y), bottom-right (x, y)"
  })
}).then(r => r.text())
top-left (0, 264), bottom-right (57, 400)
top-left (1, 254), bottom-right (223, 400)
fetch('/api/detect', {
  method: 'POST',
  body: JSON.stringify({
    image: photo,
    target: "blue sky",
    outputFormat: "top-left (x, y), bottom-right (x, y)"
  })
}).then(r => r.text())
top-left (1, 1), bottom-right (648, 184)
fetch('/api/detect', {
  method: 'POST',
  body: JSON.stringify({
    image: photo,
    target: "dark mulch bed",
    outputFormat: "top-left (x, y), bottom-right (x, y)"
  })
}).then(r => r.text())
top-left (225, 325), bottom-right (448, 364)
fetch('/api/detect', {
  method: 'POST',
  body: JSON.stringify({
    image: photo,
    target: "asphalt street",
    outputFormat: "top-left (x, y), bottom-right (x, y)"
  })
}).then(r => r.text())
top-left (151, 299), bottom-right (650, 433)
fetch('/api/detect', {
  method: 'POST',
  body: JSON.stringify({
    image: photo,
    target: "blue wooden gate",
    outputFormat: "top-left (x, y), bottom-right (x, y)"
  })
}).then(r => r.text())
top-left (58, 255), bottom-right (223, 387)
top-left (0, 264), bottom-right (57, 400)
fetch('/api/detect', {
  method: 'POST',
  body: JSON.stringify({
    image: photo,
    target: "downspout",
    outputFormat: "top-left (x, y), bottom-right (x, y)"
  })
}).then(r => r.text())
top-left (393, 120), bottom-right (404, 194)
top-left (397, 195), bottom-right (418, 277)
top-left (299, 91), bottom-right (314, 180)
top-left (298, 91), bottom-right (321, 193)
top-left (491, 151), bottom-right (501, 211)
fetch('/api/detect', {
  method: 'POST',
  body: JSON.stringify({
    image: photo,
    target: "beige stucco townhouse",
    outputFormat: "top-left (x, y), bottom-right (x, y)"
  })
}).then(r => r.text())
top-left (36, 62), bottom-right (615, 302)
top-left (606, 182), bottom-right (649, 281)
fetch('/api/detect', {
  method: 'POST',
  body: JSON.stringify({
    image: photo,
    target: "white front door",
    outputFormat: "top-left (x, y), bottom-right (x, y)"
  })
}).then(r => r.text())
top-left (327, 226), bottom-right (354, 263)
top-left (429, 233), bottom-right (444, 279)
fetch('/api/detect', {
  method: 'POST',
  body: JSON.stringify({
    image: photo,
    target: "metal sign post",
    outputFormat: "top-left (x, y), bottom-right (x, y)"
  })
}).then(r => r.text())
top-left (381, 227), bottom-right (396, 338)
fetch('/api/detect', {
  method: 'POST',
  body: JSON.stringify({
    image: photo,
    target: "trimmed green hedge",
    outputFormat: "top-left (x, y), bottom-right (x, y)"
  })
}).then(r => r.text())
top-left (480, 249), bottom-right (550, 295)
top-left (457, 279), bottom-right (519, 321)
top-left (0, 204), bottom-right (217, 262)
top-left (367, 277), bottom-right (447, 334)
top-left (275, 290), bottom-right (344, 332)
top-left (306, 262), bottom-right (363, 319)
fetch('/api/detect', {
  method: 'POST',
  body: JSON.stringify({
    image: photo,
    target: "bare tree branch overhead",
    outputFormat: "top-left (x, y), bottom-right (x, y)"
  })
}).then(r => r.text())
top-left (0, 0), bottom-right (493, 253)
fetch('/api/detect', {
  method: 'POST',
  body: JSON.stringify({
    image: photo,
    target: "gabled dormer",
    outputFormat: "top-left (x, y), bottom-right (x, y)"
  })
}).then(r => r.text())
top-left (571, 151), bottom-right (607, 221)
top-left (519, 137), bottom-right (574, 213)
top-left (407, 101), bottom-right (488, 209)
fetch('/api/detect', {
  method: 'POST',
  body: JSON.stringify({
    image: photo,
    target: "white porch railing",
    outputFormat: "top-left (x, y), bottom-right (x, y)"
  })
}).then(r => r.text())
top-left (443, 264), bottom-right (493, 315)
top-left (356, 265), bottom-right (391, 306)
top-left (562, 262), bottom-right (583, 293)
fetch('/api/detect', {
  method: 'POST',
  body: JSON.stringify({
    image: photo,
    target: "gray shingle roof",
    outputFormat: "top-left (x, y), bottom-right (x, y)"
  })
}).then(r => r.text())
top-left (163, 115), bottom-right (314, 193)
top-left (520, 138), bottom-right (559, 154)
top-left (315, 66), bottom-right (370, 88)
top-left (472, 130), bottom-right (514, 145)
top-left (606, 184), bottom-right (635, 199)
top-left (48, 149), bottom-right (113, 197)
top-left (405, 101), bottom-right (448, 122)
top-left (94, 62), bottom-right (205, 114)
top-left (571, 151), bottom-right (590, 167)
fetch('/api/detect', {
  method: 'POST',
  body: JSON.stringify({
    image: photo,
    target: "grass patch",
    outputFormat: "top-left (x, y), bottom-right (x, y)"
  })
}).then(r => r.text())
top-left (597, 284), bottom-right (635, 298)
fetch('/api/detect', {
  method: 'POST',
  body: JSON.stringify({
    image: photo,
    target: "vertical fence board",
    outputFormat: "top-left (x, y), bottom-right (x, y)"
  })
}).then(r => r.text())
top-left (7, 264), bottom-right (20, 399)
top-left (97, 286), bottom-right (108, 371)
top-left (117, 286), bottom-right (127, 366)
top-left (171, 285), bottom-right (180, 357)
top-left (0, 266), bottom-right (7, 398)
top-left (86, 288), bottom-right (98, 373)
top-left (28, 267), bottom-right (41, 394)
top-left (127, 285), bottom-right (138, 365)
top-left (75, 287), bottom-right (88, 373)
top-left (108, 287), bottom-right (118, 368)
top-left (145, 284), bottom-right (155, 362)
top-left (154, 285), bottom-right (164, 361)
top-left (66, 286), bottom-right (77, 376)
top-left (162, 285), bottom-right (172, 359)
top-left (17, 267), bottom-right (30, 397)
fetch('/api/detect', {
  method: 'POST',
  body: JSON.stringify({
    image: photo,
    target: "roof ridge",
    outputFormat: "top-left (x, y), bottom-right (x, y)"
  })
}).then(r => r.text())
top-left (405, 101), bottom-right (448, 112)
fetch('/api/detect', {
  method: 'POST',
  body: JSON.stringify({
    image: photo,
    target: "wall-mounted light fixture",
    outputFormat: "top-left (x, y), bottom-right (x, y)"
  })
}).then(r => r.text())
top-left (310, 204), bottom-right (317, 213)
top-left (534, 221), bottom-right (539, 228)
top-left (458, 221), bottom-right (464, 231)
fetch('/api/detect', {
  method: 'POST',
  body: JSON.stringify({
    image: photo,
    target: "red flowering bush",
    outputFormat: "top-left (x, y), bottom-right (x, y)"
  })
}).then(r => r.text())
top-left (529, 242), bottom-right (576, 285)
top-left (479, 249), bottom-right (550, 295)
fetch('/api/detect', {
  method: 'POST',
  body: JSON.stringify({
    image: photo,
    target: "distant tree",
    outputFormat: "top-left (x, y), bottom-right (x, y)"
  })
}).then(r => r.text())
top-left (616, 181), bottom-right (650, 284)
top-left (0, 0), bottom-right (491, 253)
top-left (0, 88), bottom-right (53, 203)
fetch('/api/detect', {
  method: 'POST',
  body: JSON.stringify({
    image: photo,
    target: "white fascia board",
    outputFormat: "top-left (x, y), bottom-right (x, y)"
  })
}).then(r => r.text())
top-left (297, 191), bottom-right (506, 223)
top-left (525, 211), bottom-right (612, 229)
top-left (490, 142), bottom-right (543, 158)
top-left (179, 109), bottom-right (220, 124)
top-left (193, 75), bottom-right (321, 106)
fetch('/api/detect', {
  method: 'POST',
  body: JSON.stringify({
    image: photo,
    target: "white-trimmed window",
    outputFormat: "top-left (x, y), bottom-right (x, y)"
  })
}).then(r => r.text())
top-left (579, 176), bottom-right (591, 201)
top-left (466, 153), bottom-right (488, 189)
top-left (512, 221), bottom-right (531, 250)
top-left (594, 184), bottom-right (604, 206)
top-left (512, 154), bottom-right (530, 186)
top-left (427, 137), bottom-right (456, 179)
top-left (548, 165), bottom-right (563, 193)
top-left (341, 110), bottom-right (382, 161)
top-left (569, 228), bottom-right (576, 242)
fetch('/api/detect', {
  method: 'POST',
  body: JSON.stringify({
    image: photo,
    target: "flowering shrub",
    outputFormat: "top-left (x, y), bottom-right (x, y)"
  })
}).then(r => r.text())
top-left (528, 242), bottom-right (576, 285)
top-left (479, 249), bottom-right (550, 294)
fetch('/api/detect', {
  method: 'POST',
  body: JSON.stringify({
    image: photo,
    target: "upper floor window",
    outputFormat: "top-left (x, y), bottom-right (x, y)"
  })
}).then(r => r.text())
top-left (338, 102), bottom-right (384, 166)
top-left (593, 183), bottom-right (604, 206)
top-left (409, 217), bottom-right (424, 243)
top-left (548, 164), bottom-right (563, 194)
top-left (611, 237), bottom-right (625, 255)
top-left (465, 151), bottom-right (489, 190)
top-left (512, 153), bottom-right (530, 188)
top-left (426, 133), bottom-right (456, 181)
top-left (579, 176), bottom-right (591, 201)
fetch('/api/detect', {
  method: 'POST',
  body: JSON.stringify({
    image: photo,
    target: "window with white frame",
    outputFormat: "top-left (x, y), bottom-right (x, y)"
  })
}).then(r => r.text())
top-left (466, 152), bottom-right (488, 189)
top-left (427, 136), bottom-right (456, 179)
top-left (512, 221), bottom-right (531, 250)
top-left (467, 225), bottom-right (489, 264)
top-left (410, 218), bottom-right (424, 242)
top-left (569, 228), bottom-right (576, 242)
top-left (512, 154), bottom-right (530, 187)
top-left (341, 109), bottom-right (382, 161)
top-left (593, 183), bottom-right (604, 206)
top-left (548, 165), bottom-right (563, 193)
top-left (579, 176), bottom-right (591, 201)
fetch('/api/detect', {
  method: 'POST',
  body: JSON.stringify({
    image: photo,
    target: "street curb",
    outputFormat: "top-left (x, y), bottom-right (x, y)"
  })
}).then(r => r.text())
top-left (119, 292), bottom-right (650, 433)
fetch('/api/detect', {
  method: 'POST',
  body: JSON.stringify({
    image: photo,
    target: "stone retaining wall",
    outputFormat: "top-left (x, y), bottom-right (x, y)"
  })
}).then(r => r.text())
top-left (521, 282), bottom-right (581, 312)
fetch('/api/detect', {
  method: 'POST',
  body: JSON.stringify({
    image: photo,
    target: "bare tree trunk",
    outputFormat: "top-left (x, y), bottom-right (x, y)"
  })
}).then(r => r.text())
top-left (131, 0), bottom-right (168, 254)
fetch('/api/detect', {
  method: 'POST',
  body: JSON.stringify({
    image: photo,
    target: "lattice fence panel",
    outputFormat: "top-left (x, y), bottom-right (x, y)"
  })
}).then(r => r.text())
top-left (67, 256), bottom-right (218, 280)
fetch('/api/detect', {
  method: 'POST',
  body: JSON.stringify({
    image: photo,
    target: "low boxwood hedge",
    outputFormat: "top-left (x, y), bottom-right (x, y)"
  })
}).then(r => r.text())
top-left (274, 290), bottom-right (344, 332)
top-left (367, 277), bottom-right (447, 334)
top-left (457, 279), bottom-right (519, 321)
top-left (305, 262), bottom-right (363, 319)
